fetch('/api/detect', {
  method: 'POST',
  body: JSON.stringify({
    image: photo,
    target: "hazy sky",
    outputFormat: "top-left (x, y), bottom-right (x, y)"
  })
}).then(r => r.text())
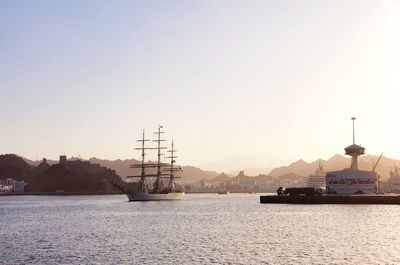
top-left (1, 0), bottom-right (399, 169)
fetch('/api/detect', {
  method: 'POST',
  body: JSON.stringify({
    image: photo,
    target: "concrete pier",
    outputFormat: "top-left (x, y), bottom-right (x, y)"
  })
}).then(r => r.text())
top-left (260, 195), bottom-right (400, 204)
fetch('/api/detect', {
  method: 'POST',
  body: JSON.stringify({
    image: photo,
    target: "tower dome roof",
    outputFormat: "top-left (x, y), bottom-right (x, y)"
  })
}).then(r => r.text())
top-left (344, 144), bottom-right (365, 156)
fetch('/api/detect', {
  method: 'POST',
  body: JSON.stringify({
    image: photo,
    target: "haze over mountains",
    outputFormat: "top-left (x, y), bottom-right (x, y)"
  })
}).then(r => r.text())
top-left (1, 151), bottom-right (399, 194)
top-left (268, 154), bottom-right (399, 180)
top-left (20, 153), bottom-right (400, 181)
top-left (199, 156), bottom-right (281, 176)
top-left (86, 158), bottom-right (219, 183)
top-left (22, 156), bottom-right (219, 183)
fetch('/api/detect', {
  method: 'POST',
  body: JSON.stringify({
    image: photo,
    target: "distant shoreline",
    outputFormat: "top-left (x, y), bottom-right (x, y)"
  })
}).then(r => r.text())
top-left (0, 191), bottom-right (123, 196)
top-left (0, 191), bottom-right (261, 196)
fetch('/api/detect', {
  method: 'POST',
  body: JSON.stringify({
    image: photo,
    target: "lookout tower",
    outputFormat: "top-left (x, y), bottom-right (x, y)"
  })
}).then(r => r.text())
top-left (344, 117), bottom-right (365, 170)
top-left (325, 117), bottom-right (377, 194)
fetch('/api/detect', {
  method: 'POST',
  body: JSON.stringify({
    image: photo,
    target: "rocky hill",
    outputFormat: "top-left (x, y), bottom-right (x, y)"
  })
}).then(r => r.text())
top-left (1, 154), bottom-right (123, 192)
top-left (0, 154), bottom-right (34, 180)
top-left (37, 160), bottom-right (122, 192)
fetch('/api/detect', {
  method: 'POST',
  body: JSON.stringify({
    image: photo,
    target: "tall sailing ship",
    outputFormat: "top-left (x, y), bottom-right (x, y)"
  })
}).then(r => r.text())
top-left (126, 126), bottom-right (184, 201)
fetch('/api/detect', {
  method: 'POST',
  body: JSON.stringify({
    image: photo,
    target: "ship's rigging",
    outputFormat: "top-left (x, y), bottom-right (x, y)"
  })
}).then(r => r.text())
top-left (127, 126), bottom-right (182, 194)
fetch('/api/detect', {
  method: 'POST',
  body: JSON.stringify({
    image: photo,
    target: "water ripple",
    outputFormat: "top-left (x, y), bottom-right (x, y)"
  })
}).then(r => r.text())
top-left (1, 194), bottom-right (400, 264)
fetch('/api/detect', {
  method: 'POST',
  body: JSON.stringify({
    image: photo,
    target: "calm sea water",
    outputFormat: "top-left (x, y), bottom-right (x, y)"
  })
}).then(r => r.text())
top-left (1, 194), bottom-right (400, 265)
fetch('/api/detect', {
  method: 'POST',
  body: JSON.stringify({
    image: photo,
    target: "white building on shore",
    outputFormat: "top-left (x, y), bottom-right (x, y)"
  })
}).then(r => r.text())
top-left (0, 178), bottom-right (27, 192)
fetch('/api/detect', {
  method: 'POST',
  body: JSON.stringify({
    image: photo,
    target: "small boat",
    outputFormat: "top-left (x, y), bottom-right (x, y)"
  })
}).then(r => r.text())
top-left (217, 190), bottom-right (229, 195)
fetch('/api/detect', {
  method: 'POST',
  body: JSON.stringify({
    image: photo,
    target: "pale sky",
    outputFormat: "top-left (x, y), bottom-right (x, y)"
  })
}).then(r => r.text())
top-left (1, 0), bottom-right (399, 170)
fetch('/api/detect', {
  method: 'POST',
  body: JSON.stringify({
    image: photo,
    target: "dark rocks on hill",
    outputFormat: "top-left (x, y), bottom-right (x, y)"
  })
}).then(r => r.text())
top-left (0, 154), bottom-right (33, 180)
top-left (35, 160), bottom-right (124, 192)
top-left (0, 154), bottom-right (124, 192)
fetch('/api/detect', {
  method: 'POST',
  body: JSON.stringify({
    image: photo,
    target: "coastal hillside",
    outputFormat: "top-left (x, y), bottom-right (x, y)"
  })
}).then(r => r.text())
top-left (0, 154), bottom-right (33, 180)
top-left (178, 166), bottom-right (219, 182)
top-left (200, 156), bottom-right (279, 174)
top-left (36, 160), bottom-right (123, 192)
top-left (268, 155), bottom-right (349, 177)
top-left (16, 153), bottom-right (400, 188)
top-left (23, 157), bottom-right (58, 167)
top-left (1, 154), bottom-right (123, 192)
top-left (88, 158), bottom-right (140, 180)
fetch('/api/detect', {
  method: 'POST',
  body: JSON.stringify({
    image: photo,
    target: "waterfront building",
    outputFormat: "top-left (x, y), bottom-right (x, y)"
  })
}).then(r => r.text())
top-left (272, 177), bottom-right (281, 189)
top-left (0, 178), bottom-right (27, 192)
top-left (236, 171), bottom-right (257, 190)
top-left (13, 180), bottom-right (26, 192)
top-left (238, 179), bottom-right (257, 189)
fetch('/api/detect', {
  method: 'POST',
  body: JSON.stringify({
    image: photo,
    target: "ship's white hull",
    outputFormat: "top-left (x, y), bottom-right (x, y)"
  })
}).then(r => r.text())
top-left (127, 192), bottom-right (185, 201)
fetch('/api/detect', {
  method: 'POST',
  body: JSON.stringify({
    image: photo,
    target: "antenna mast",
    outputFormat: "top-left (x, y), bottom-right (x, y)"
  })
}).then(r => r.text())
top-left (351, 117), bottom-right (356, 144)
top-left (345, 117), bottom-right (365, 170)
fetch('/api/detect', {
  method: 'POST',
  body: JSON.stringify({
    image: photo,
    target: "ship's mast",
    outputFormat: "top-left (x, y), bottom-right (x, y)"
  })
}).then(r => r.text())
top-left (128, 130), bottom-right (151, 192)
top-left (128, 129), bottom-right (164, 193)
top-left (128, 126), bottom-right (176, 194)
top-left (167, 141), bottom-right (177, 190)
top-left (153, 125), bottom-right (166, 192)
top-left (165, 140), bottom-right (183, 191)
top-left (138, 130), bottom-right (148, 192)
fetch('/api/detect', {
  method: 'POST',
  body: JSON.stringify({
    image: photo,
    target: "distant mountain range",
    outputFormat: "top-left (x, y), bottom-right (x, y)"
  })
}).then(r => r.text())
top-left (199, 156), bottom-right (281, 174)
top-left (87, 158), bottom-right (219, 183)
top-left (197, 153), bottom-right (400, 181)
top-left (22, 156), bottom-right (219, 183)
top-left (268, 154), bottom-right (400, 180)
top-left (268, 154), bottom-right (349, 177)
top-left (228, 168), bottom-right (273, 176)
top-left (6, 153), bottom-right (400, 190)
